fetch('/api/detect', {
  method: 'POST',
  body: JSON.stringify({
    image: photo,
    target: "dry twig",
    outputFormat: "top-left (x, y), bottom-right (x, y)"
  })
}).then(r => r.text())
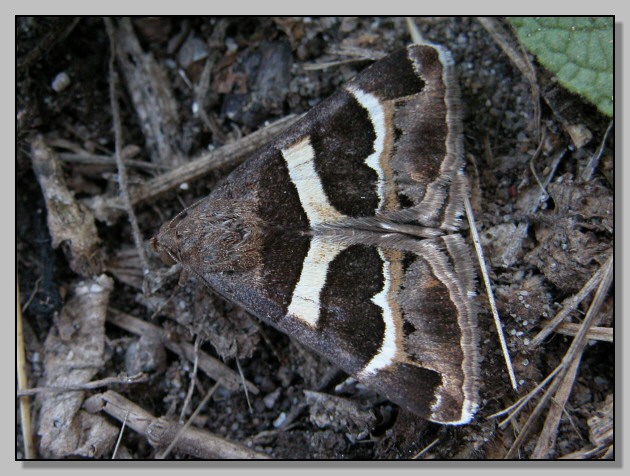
top-left (545, 321), bottom-right (612, 343)
top-left (17, 373), bottom-right (148, 398)
top-left (107, 308), bottom-right (259, 395)
top-left (477, 17), bottom-right (541, 143)
top-left (503, 254), bottom-right (613, 458)
top-left (17, 280), bottom-right (35, 459)
top-left (464, 195), bottom-right (518, 390)
top-left (104, 17), bottom-right (150, 273)
top-left (86, 390), bottom-right (269, 459)
top-left (530, 253), bottom-right (613, 347)
top-left (581, 120), bottom-right (614, 182)
top-left (86, 114), bottom-right (298, 223)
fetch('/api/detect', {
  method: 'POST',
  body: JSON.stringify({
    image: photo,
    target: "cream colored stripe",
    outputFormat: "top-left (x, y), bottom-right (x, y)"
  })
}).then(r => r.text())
top-left (287, 236), bottom-right (345, 327)
top-left (359, 248), bottom-right (397, 377)
top-left (347, 86), bottom-right (387, 211)
top-left (281, 137), bottom-right (344, 226)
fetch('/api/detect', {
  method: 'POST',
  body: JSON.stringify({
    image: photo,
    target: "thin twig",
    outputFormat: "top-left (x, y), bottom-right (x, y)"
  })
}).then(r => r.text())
top-left (112, 411), bottom-right (129, 459)
top-left (504, 255), bottom-right (613, 458)
top-left (531, 345), bottom-right (585, 458)
top-left (104, 17), bottom-right (150, 273)
top-left (156, 381), bottom-right (221, 459)
top-left (528, 130), bottom-right (551, 204)
top-left (478, 17), bottom-right (541, 143)
top-left (87, 114), bottom-right (299, 222)
top-left (107, 308), bottom-right (259, 395)
top-left (547, 321), bottom-right (612, 343)
top-left (412, 438), bottom-right (440, 459)
top-left (17, 373), bottom-right (148, 397)
top-left (490, 366), bottom-right (562, 424)
top-left (406, 17), bottom-right (424, 44)
top-left (17, 280), bottom-right (35, 459)
top-left (21, 276), bottom-right (41, 313)
top-left (530, 253), bottom-right (613, 347)
top-left (59, 152), bottom-right (170, 171)
top-left (581, 120), bottom-right (614, 181)
top-left (180, 335), bottom-right (201, 423)
top-left (93, 390), bottom-right (268, 459)
top-left (235, 350), bottom-right (253, 414)
top-left (464, 195), bottom-right (518, 390)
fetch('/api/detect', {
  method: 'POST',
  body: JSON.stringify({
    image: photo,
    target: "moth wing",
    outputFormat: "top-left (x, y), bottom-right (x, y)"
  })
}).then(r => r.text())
top-left (153, 44), bottom-right (478, 424)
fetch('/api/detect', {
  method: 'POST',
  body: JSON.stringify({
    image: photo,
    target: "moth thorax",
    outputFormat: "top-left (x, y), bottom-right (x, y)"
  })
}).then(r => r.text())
top-left (201, 214), bottom-right (263, 272)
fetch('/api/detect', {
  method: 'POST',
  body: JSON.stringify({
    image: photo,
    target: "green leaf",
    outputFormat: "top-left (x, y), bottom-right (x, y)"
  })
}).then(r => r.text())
top-left (509, 17), bottom-right (613, 116)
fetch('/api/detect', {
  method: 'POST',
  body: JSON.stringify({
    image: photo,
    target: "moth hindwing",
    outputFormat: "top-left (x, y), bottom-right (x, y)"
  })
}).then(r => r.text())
top-left (153, 43), bottom-right (480, 425)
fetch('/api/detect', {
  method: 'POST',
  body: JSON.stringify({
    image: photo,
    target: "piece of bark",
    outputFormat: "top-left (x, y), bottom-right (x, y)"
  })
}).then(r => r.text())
top-left (36, 275), bottom-right (115, 458)
top-left (30, 135), bottom-right (104, 276)
top-left (112, 17), bottom-right (183, 167)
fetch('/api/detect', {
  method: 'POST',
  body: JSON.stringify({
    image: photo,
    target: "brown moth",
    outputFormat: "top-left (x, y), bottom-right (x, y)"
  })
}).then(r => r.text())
top-left (152, 43), bottom-right (479, 424)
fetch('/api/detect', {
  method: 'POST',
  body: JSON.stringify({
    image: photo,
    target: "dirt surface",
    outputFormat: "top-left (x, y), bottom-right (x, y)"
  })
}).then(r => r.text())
top-left (16, 17), bottom-right (614, 460)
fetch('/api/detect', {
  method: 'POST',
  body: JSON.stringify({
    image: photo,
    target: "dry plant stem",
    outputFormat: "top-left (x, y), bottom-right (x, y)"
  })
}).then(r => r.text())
top-left (235, 349), bottom-right (253, 414)
top-left (477, 17), bottom-right (541, 142)
top-left (559, 445), bottom-right (611, 460)
top-left (125, 114), bottom-right (297, 203)
top-left (157, 381), bottom-right (220, 459)
top-left (59, 152), bottom-right (169, 171)
top-left (105, 17), bottom-right (150, 273)
top-left (527, 131), bottom-right (551, 204)
top-left (548, 322), bottom-right (612, 343)
top-left (91, 390), bottom-right (268, 459)
top-left (406, 17), bottom-right (424, 44)
top-left (412, 438), bottom-right (439, 459)
top-left (112, 411), bottom-right (129, 460)
top-left (581, 120), bottom-right (614, 181)
top-left (107, 308), bottom-right (259, 395)
top-left (504, 255), bottom-right (613, 459)
top-left (17, 373), bottom-right (148, 397)
top-left (179, 335), bottom-right (201, 423)
top-left (93, 114), bottom-right (298, 219)
top-left (464, 195), bottom-right (518, 390)
top-left (531, 347), bottom-right (585, 458)
top-left (530, 253), bottom-right (613, 347)
top-left (491, 366), bottom-right (562, 423)
top-left (17, 281), bottom-right (35, 459)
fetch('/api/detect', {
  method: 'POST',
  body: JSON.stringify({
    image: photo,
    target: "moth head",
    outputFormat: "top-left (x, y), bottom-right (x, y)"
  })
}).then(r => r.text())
top-left (151, 199), bottom-right (263, 273)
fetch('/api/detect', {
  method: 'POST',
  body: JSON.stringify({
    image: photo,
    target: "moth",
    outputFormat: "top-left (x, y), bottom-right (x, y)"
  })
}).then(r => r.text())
top-left (152, 43), bottom-right (480, 425)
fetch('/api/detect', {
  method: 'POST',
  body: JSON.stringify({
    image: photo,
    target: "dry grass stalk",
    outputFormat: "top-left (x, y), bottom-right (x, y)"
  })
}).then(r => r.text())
top-left (104, 17), bottom-right (150, 273)
top-left (530, 254), bottom-right (613, 347)
top-left (17, 281), bottom-right (35, 459)
top-left (465, 195), bottom-right (518, 390)
top-left (503, 255), bottom-right (613, 458)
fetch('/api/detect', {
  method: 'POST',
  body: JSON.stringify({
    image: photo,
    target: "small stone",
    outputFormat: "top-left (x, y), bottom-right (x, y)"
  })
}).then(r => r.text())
top-left (51, 72), bottom-right (71, 92)
top-left (273, 412), bottom-right (287, 428)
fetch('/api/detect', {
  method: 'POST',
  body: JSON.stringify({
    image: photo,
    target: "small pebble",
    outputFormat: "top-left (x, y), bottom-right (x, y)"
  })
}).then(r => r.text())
top-left (273, 412), bottom-right (287, 428)
top-left (51, 72), bottom-right (71, 92)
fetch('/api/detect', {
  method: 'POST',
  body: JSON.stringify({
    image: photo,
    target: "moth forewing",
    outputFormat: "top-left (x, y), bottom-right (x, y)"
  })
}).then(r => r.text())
top-left (153, 43), bottom-right (480, 425)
